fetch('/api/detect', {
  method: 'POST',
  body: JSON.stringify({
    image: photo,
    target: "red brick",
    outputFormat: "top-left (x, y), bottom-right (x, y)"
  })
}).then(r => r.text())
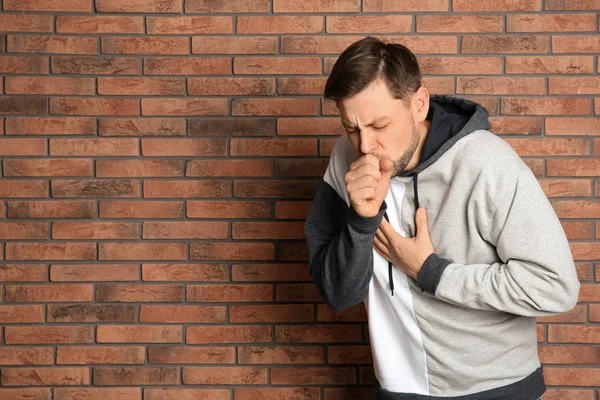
top-left (576, 263), bottom-right (592, 281)
top-left (236, 180), bottom-right (318, 199)
top-left (0, 347), bottom-right (53, 365)
top-left (144, 180), bottom-right (229, 198)
top-left (102, 37), bottom-right (189, 55)
top-left (141, 138), bottom-right (226, 156)
top-left (144, 57), bottom-right (231, 75)
top-left (462, 97), bottom-right (498, 114)
top-left (546, 118), bottom-right (600, 135)
top-left (99, 118), bottom-right (184, 137)
top-left (186, 160), bottom-right (272, 177)
top-left (0, 264), bottom-right (48, 281)
top-left (147, 16), bottom-right (232, 34)
top-left (570, 243), bottom-right (600, 260)
top-left (508, 138), bottom-right (591, 156)
top-left (190, 243), bottom-right (274, 261)
top-left (4, 0), bottom-right (91, 11)
top-left (192, 37), bottom-right (277, 54)
top-left (549, 77), bottom-right (600, 95)
top-left (229, 305), bottom-right (313, 323)
top-left (277, 118), bottom-right (344, 136)
top-left (57, 16), bottom-right (144, 33)
top-left (560, 221), bottom-right (593, 240)
top-left (54, 388), bottom-right (141, 400)
top-left (188, 78), bottom-right (275, 96)
top-left (578, 284), bottom-right (600, 302)
top-left (277, 77), bottom-right (326, 95)
top-left (276, 202), bottom-right (312, 220)
top-left (232, 222), bottom-right (304, 240)
top-left (6, 117), bottom-right (94, 135)
top-left (276, 160), bottom-right (329, 177)
top-left (545, 0), bottom-right (600, 9)
top-left (186, 201), bottom-right (270, 219)
top-left (502, 97), bottom-right (590, 115)
top-left (539, 180), bottom-right (591, 198)
top-left (0, 305), bottom-right (45, 323)
top-left (424, 77), bottom-right (455, 95)
top-left (99, 243), bottom-right (186, 261)
top-left (0, 15), bottom-right (53, 32)
top-left (98, 78), bottom-right (185, 95)
top-left (0, 389), bottom-right (51, 400)
top-left (0, 181), bottom-right (48, 198)
top-left (8, 35), bottom-right (97, 54)
top-left (97, 284), bottom-right (183, 302)
top-left (277, 283), bottom-right (321, 302)
top-left (274, 0), bottom-right (359, 12)
top-left (94, 367), bottom-right (179, 385)
top-left (1, 367), bottom-right (89, 386)
top-left (282, 35), bottom-right (457, 54)
top-left (6, 284), bottom-right (93, 302)
top-left (5, 326), bottom-right (93, 344)
top-left (239, 16), bottom-right (322, 34)
top-left (96, 160), bottom-right (183, 178)
top-left (52, 56), bottom-right (141, 75)
top-left (461, 77), bottom-right (545, 95)
top-left (555, 33), bottom-right (600, 52)
top-left (596, 98), bottom-right (600, 115)
top-left (318, 303), bottom-right (367, 322)
top-left (329, 15), bottom-right (412, 33)
top-left (0, 139), bottom-right (46, 156)
top-left (553, 201), bottom-right (600, 218)
top-left (239, 346), bottom-right (323, 364)
top-left (149, 346), bottom-right (234, 364)
top-left (50, 138), bottom-right (138, 156)
top-left (0, 96), bottom-right (48, 115)
top-left (143, 221), bottom-right (228, 239)
top-left (145, 389), bottom-right (229, 400)
top-left (188, 118), bottom-right (274, 136)
top-left (231, 139), bottom-right (317, 156)
top-left (186, 0), bottom-right (269, 12)
top-left (232, 98), bottom-right (319, 116)
top-left (542, 389), bottom-right (595, 400)
top-left (52, 180), bottom-right (141, 198)
top-left (234, 57), bottom-right (320, 75)
top-left (508, 14), bottom-right (595, 32)
top-left (363, 0), bottom-right (447, 11)
top-left (417, 15), bottom-right (502, 33)
top-left (142, 263), bottom-right (228, 282)
top-left (51, 98), bottom-right (139, 116)
top-left (97, 326), bottom-right (183, 343)
top-left (453, 0), bottom-right (540, 10)
top-left (324, 388), bottom-right (377, 400)
top-left (271, 367), bottom-right (356, 385)
top-left (591, 305), bottom-right (600, 322)
top-left (5, 159), bottom-right (91, 178)
top-left (489, 117), bottom-right (542, 135)
top-left (97, 0), bottom-right (181, 12)
top-left (537, 305), bottom-right (587, 323)
top-left (187, 326), bottom-right (272, 344)
top-left (462, 35), bottom-right (549, 53)
top-left (280, 242), bottom-right (308, 261)
top-left (0, 56), bottom-right (48, 74)
top-left (235, 388), bottom-right (319, 400)
top-left (142, 98), bottom-right (228, 116)
top-left (232, 264), bottom-right (311, 282)
top-left (7, 201), bottom-right (94, 219)
top-left (182, 367), bottom-right (267, 385)
top-left (506, 55), bottom-right (594, 74)
top-left (47, 304), bottom-right (136, 323)
top-left (100, 201), bottom-right (182, 219)
top-left (52, 222), bottom-right (138, 240)
top-left (544, 367), bottom-right (600, 386)
top-left (139, 305), bottom-right (225, 323)
top-left (6, 243), bottom-right (95, 261)
top-left (276, 324), bottom-right (362, 343)
top-left (187, 284), bottom-right (273, 302)
top-left (328, 345), bottom-right (372, 364)
top-left (57, 347), bottom-right (145, 365)
top-left (547, 160), bottom-right (600, 176)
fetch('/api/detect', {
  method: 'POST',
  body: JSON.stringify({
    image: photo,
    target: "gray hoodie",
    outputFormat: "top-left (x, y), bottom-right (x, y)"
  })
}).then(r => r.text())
top-left (304, 95), bottom-right (580, 400)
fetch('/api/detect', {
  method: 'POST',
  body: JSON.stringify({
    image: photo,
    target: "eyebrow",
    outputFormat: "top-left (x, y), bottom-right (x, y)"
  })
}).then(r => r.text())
top-left (342, 116), bottom-right (389, 130)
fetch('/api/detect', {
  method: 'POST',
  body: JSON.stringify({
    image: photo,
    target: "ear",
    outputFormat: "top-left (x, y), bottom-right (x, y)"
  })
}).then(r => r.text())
top-left (411, 86), bottom-right (430, 123)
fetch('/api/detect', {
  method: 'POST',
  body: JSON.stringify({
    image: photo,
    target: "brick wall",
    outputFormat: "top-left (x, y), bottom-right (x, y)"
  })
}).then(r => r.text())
top-left (0, 0), bottom-right (598, 399)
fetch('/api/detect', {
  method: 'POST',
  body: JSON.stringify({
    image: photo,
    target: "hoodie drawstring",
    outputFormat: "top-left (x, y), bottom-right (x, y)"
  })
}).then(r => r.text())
top-left (387, 173), bottom-right (420, 297)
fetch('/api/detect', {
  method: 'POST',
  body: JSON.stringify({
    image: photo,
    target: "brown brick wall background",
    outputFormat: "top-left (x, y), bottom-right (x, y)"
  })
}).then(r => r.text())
top-left (0, 0), bottom-right (599, 399)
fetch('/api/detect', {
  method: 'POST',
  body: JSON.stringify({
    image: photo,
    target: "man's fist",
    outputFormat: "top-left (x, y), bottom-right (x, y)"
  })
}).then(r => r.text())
top-left (345, 154), bottom-right (393, 218)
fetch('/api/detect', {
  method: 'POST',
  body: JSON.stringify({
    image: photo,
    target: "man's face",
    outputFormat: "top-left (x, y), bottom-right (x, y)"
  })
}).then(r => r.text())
top-left (338, 78), bottom-right (421, 176)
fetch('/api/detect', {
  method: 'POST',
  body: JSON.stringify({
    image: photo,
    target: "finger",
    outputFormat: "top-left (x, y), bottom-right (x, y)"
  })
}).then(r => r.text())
top-left (375, 227), bottom-right (390, 248)
top-left (378, 217), bottom-right (399, 239)
top-left (416, 207), bottom-right (430, 238)
top-left (373, 237), bottom-right (391, 261)
top-left (347, 178), bottom-right (378, 193)
top-left (379, 159), bottom-right (394, 180)
top-left (349, 154), bottom-right (380, 171)
top-left (347, 186), bottom-right (377, 202)
top-left (345, 163), bottom-right (382, 182)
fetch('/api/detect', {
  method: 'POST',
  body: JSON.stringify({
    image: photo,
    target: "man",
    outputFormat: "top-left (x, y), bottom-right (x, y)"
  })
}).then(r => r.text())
top-left (304, 37), bottom-right (580, 400)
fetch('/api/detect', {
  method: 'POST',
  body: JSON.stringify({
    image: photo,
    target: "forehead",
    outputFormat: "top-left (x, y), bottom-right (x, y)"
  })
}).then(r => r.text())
top-left (337, 79), bottom-right (407, 124)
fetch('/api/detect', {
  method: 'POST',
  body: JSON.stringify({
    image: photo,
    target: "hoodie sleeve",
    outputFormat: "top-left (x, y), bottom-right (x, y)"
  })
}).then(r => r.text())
top-left (304, 179), bottom-right (386, 312)
top-left (417, 169), bottom-right (580, 317)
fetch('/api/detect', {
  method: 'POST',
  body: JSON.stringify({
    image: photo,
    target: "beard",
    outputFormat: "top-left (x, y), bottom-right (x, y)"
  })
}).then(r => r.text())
top-left (391, 119), bottom-right (421, 177)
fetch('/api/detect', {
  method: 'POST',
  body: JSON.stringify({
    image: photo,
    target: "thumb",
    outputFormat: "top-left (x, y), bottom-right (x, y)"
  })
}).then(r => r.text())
top-left (379, 159), bottom-right (394, 180)
top-left (416, 208), bottom-right (430, 238)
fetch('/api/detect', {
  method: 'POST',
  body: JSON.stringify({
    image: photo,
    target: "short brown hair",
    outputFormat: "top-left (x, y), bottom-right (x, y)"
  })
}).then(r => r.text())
top-left (324, 37), bottom-right (422, 105)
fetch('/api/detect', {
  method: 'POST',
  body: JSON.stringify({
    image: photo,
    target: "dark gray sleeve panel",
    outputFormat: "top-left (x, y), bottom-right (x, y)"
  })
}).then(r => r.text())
top-left (304, 179), bottom-right (387, 312)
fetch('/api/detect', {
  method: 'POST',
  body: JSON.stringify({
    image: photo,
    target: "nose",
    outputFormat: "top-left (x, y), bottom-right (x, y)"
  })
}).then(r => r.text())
top-left (359, 129), bottom-right (377, 155)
